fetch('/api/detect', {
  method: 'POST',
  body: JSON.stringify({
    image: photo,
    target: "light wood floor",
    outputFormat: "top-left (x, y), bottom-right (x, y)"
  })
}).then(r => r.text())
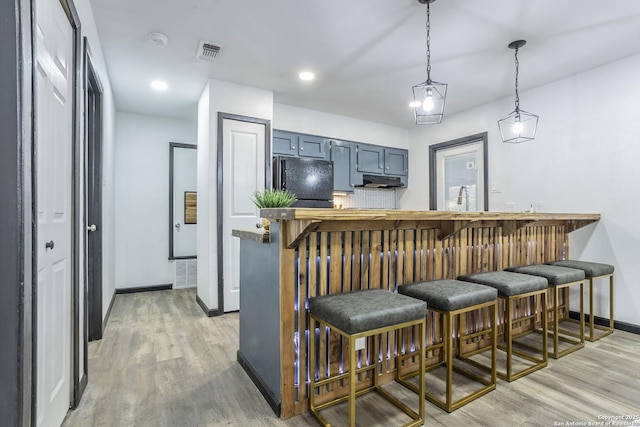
top-left (63, 289), bottom-right (640, 427)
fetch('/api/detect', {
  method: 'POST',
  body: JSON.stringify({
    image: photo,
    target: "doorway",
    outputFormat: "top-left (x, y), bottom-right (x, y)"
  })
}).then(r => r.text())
top-left (84, 39), bottom-right (104, 342)
top-left (216, 113), bottom-right (271, 313)
top-left (429, 132), bottom-right (488, 211)
top-left (169, 142), bottom-right (197, 260)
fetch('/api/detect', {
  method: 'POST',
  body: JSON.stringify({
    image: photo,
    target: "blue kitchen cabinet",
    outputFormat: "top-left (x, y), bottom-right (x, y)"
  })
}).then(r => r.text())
top-left (357, 145), bottom-right (408, 177)
top-left (298, 134), bottom-right (329, 160)
top-left (356, 144), bottom-right (385, 174)
top-left (384, 148), bottom-right (408, 176)
top-left (273, 130), bottom-right (298, 157)
top-left (330, 140), bottom-right (358, 192)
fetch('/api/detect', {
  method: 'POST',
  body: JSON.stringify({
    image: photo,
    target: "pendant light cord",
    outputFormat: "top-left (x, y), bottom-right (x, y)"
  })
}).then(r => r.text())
top-left (514, 47), bottom-right (520, 113)
top-left (425, 1), bottom-right (431, 83)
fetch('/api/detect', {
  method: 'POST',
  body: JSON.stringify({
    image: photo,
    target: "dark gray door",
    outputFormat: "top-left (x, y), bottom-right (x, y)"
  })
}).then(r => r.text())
top-left (85, 43), bottom-right (104, 341)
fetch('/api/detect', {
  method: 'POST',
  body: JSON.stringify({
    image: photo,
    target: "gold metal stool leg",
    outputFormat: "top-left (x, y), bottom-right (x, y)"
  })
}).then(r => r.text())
top-left (459, 290), bottom-right (547, 382)
top-left (399, 301), bottom-right (496, 413)
top-left (585, 274), bottom-right (614, 342)
top-left (348, 334), bottom-right (356, 427)
top-left (548, 281), bottom-right (585, 358)
top-left (309, 314), bottom-right (426, 427)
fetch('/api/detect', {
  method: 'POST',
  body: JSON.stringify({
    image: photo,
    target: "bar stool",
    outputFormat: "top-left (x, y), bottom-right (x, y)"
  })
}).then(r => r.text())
top-left (397, 280), bottom-right (497, 413)
top-left (458, 271), bottom-right (548, 381)
top-left (550, 260), bottom-right (614, 342)
top-left (507, 264), bottom-right (585, 358)
top-left (308, 289), bottom-right (427, 427)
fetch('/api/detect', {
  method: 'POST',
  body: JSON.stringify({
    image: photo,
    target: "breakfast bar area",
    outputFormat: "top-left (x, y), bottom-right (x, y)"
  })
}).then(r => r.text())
top-left (234, 208), bottom-right (600, 420)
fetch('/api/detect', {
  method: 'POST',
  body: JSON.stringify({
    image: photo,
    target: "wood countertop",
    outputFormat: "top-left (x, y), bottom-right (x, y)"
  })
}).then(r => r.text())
top-left (260, 208), bottom-right (600, 249)
top-left (260, 208), bottom-right (600, 222)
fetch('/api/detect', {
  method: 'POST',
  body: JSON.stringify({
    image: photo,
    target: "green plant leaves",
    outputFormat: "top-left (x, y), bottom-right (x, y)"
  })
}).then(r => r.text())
top-left (251, 189), bottom-right (298, 208)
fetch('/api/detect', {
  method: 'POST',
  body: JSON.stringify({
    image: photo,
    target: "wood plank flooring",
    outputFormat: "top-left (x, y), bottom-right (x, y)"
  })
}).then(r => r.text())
top-left (63, 289), bottom-right (640, 427)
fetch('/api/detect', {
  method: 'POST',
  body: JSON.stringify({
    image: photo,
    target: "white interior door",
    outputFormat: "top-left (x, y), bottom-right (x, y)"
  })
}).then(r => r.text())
top-left (222, 119), bottom-right (265, 312)
top-left (35, 0), bottom-right (73, 425)
top-left (435, 141), bottom-right (485, 211)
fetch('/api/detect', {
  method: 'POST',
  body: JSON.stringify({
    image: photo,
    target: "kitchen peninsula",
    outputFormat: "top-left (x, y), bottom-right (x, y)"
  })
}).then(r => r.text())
top-left (233, 209), bottom-right (600, 419)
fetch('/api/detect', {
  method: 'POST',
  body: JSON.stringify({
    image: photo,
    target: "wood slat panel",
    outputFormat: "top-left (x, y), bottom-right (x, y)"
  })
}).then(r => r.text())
top-left (297, 243), bottom-right (307, 401)
top-left (361, 231), bottom-right (370, 289)
top-left (280, 219), bottom-right (583, 418)
top-left (352, 232), bottom-right (361, 292)
top-left (370, 231), bottom-right (382, 290)
top-left (329, 232), bottom-right (343, 392)
top-left (382, 230), bottom-right (390, 290)
top-left (404, 230), bottom-right (414, 285)
top-left (343, 232), bottom-right (352, 293)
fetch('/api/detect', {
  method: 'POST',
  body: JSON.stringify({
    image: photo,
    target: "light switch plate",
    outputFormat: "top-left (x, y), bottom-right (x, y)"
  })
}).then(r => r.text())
top-left (355, 337), bottom-right (366, 351)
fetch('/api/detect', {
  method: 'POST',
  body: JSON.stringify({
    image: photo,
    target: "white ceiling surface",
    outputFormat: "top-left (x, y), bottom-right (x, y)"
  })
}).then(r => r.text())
top-left (90, 0), bottom-right (640, 128)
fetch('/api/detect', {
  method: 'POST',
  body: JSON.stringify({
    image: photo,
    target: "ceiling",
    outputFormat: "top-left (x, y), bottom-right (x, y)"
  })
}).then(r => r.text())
top-left (89, 0), bottom-right (640, 128)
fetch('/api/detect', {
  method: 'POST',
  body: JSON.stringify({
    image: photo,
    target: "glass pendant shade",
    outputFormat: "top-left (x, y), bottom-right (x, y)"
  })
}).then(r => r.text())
top-left (498, 108), bottom-right (538, 143)
top-left (413, 80), bottom-right (447, 124)
top-left (412, 0), bottom-right (446, 125)
top-left (499, 39), bottom-right (538, 143)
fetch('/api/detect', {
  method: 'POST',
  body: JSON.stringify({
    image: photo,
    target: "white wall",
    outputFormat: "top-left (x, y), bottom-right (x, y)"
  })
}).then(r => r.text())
top-left (196, 85), bottom-right (212, 307)
top-left (115, 111), bottom-right (196, 288)
top-left (274, 103), bottom-right (408, 148)
top-left (197, 80), bottom-right (274, 311)
top-left (402, 53), bottom-right (640, 326)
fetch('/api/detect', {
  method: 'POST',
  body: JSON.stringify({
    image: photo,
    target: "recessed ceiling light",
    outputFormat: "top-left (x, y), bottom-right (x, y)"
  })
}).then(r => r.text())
top-left (409, 101), bottom-right (422, 108)
top-left (299, 71), bottom-right (315, 81)
top-left (150, 80), bottom-right (168, 91)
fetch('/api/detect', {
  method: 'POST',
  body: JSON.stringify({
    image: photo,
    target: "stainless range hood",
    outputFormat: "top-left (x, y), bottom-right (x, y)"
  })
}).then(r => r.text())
top-left (358, 174), bottom-right (404, 188)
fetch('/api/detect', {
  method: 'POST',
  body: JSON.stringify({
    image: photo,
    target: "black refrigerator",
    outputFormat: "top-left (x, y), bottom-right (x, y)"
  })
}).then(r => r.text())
top-left (273, 156), bottom-right (334, 208)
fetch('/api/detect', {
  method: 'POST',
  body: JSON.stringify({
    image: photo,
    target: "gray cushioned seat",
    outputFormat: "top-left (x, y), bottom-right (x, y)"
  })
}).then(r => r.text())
top-left (549, 260), bottom-right (614, 277)
top-left (506, 264), bottom-right (585, 286)
top-left (308, 289), bottom-right (426, 335)
top-left (398, 280), bottom-right (497, 311)
top-left (458, 271), bottom-right (548, 297)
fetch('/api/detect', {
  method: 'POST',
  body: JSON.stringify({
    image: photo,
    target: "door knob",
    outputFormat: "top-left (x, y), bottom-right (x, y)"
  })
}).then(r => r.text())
top-left (175, 223), bottom-right (181, 229)
top-left (45, 240), bottom-right (55, 250)
top-left (87, 224), bottom-right (97, 232)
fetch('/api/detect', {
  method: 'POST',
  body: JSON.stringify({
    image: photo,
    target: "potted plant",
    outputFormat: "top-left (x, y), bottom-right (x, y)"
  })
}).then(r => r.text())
top-left (251, 189), bottom-right (297, 233)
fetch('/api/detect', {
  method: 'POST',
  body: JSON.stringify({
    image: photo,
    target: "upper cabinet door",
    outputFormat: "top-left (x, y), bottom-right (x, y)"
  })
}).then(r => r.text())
top-left (298, 134), bottom-right (329, 159)
top-left (385, 148), bottom-right (408, 176)
top-left (330, 140), bottom-right (358, 192)
top-left (356, 144), bottom-right (384, 173)
top-left (273, 130), bottom-right (298, 157)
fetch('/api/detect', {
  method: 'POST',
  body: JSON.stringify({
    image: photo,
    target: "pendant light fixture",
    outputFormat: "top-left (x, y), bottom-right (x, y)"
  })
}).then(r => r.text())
top-left (498, 40), bottom-right (539, 143)
top-left (412, 0), bottom-right (447, 125)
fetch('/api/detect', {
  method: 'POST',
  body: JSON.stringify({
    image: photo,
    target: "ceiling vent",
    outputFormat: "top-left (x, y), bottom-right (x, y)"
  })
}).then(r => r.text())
top-left (195, 40), bottom-right (222, 62)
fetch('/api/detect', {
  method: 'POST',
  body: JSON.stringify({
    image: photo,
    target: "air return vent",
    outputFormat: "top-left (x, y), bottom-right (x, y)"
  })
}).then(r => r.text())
top-left (173, 259), bottom-right (197, 289)
top-left (195, 40), bottom-right (222, 62)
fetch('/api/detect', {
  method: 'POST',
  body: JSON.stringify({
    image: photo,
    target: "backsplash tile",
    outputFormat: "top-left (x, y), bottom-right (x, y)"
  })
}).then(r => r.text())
top-left (333, 188), bottom-right (396, 209)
